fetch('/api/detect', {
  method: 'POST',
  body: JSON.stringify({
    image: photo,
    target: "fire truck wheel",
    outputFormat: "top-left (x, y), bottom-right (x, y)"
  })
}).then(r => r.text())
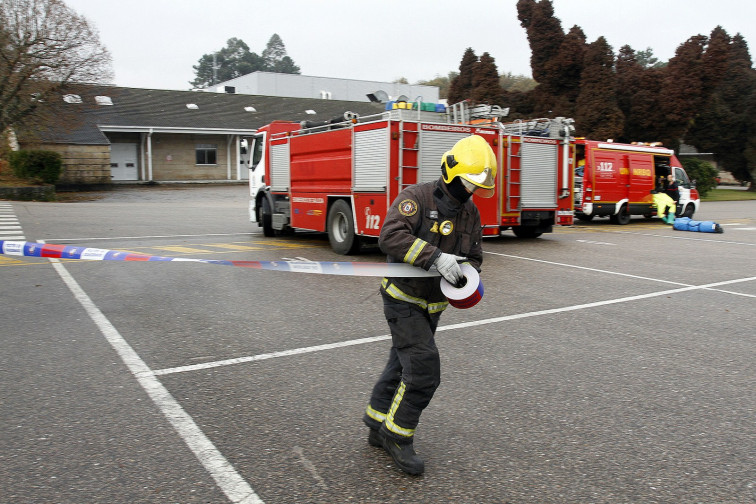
top-left (328, 199), bottom-right (360, 255)
top-left (576, 213), bottom-right (594, 222)
top-left (261, 198), bottom-right (275, 237)
top-left (610, 205), bottom-right (631, 225)
top-left (681, 203), bottom-right (695, 218)
top-left (512, 226), bottom-right (543, 239)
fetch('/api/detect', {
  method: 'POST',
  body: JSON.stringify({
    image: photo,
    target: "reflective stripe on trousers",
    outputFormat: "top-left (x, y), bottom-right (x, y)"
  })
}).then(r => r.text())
top-left (381, 278), bottom-right (448, 314)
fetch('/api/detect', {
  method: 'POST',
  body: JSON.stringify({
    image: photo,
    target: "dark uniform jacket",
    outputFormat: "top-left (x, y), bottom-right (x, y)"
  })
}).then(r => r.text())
top-left (665, 180), bottom-right (680, 202)
top-left (379, 178), bottom-right (483, 313)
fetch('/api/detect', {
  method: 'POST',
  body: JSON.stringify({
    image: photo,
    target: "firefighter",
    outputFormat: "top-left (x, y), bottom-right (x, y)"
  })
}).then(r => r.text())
top-left (363, 135), bottom-right (496, 475)
top-left (665, 174), bottom-right (680, 214)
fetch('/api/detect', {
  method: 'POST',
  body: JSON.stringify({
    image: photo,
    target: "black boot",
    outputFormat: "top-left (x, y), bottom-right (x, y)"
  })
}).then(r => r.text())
top-left (381, 436), bottom-right (425, 475)
top-left (368, 428), bottom-right (383, 448)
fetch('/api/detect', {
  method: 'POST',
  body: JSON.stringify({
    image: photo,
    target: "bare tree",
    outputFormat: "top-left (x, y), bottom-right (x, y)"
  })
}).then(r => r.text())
top-left (0, 0), bottom-right (113, 135)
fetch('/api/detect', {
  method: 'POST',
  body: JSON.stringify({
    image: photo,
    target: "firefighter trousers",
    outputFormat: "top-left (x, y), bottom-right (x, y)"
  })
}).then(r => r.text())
top-left (363, 296), bottom-right (442, 443)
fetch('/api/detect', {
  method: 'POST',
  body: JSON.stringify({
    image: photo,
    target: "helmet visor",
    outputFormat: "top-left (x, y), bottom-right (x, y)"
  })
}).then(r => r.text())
top-left (461, 166), bottom-right (494, 188)
top-left (460, 173), bottom-right (496, 198)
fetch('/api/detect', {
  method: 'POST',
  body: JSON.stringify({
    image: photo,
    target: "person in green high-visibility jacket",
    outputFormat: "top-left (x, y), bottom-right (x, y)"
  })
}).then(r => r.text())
top-left (651, 190), bottom-right (676, 224)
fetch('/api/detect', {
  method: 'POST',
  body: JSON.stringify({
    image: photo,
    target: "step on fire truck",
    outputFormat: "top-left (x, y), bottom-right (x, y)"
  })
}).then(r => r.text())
top-left (243, 102), bottom-right (575, 254)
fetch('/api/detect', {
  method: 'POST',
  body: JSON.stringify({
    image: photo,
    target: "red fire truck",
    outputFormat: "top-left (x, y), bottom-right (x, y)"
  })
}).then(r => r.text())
top-left (573, 139), bottom-right (700, 224)
top-left (244, 104), bottom-right (575, 254)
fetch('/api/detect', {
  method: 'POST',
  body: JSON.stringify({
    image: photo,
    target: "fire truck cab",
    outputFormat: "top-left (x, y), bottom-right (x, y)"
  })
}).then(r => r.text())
top-left (573, 139), bottom-right (700, 224)
top-left (244, 104), bottom-right (575, 254)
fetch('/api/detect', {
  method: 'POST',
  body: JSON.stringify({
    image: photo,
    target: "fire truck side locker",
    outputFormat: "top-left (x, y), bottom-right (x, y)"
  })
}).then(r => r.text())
top-left (348, 121), bottom-right (393, 255)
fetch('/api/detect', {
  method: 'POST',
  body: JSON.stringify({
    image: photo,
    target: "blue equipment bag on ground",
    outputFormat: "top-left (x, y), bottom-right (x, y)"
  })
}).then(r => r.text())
top-left (673, 218), bottom-right (688, 231)
top-left (673, 217), bottom-right (723, 233)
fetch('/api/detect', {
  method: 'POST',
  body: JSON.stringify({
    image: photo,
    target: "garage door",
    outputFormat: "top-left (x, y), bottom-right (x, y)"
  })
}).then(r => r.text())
top-left (110, 143), bottom-right (139, 181)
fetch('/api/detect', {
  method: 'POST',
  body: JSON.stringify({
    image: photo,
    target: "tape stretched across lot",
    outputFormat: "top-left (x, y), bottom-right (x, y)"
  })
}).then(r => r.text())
top-left (0, 240), bottom-right (438, 278)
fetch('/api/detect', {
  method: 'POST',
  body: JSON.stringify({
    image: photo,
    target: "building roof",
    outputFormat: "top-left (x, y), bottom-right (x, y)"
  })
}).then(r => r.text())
top-left (21, 85), bottom-right (388, 145)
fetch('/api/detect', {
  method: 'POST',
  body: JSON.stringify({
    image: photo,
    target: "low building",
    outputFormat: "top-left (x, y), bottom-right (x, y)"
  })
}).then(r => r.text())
top-left (204, 71), bottom-right (439, 104)
top-left (16, 84), bottom-right (387, 186)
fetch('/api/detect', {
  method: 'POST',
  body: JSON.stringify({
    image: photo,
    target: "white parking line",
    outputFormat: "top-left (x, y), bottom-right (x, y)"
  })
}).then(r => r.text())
top-left (606, 230), bottom-right (755, 246)
top-left (485, 251), bottom-right (756, 298)
top-left (484, 250), bottom-right (690, 286)
top-left (42, 241), bottom-right (263, 504)
top-left (154, 335), bottom-right (392, 376)
top-left (439, 275), bottom-right (756, 333)
top-left (576, 239), bottom-right (616, 246)
top-left (153, 273), bottom-right (756, 376)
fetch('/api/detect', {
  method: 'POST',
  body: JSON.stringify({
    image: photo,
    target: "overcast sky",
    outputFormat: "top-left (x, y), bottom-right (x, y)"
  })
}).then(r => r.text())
top-left (64, 0), bottom-right (756, 91)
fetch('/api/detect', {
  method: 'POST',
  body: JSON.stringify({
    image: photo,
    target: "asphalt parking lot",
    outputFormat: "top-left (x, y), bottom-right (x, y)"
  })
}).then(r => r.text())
top-left (1, 184), bottom-right (754, 504)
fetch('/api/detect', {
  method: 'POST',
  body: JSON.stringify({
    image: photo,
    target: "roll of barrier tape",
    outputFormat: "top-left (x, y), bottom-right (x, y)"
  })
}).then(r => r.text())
top-left (440, 263), bottom-right (484, 309)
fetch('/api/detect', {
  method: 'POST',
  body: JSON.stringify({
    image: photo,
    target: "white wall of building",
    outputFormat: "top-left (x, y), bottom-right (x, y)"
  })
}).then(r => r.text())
top-left (206, 72), bottom-right (439, 103)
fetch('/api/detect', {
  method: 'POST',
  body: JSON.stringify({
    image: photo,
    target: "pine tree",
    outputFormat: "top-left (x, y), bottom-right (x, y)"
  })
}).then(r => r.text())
top-left (516, 1), bottom-right (590, 118)
top-left (701, 26), bottom-right (731, 94)
top-left (687, 32), bottom-right (756, 187)
top-left (471, 53), bottom-right (504, 104)
top-left (615, 45), bottom-right (666, 142)
top-left (743, 98), bottom-right (756, 188)
top-left (541, 25), bottom-right (586, 116)
top-left (517, 0), bottom-right (565, 84)
top-left (657, 35), bottom-right (707, 148)
top-left (447, 48), bottom-right (478, 104)
top-left (615, 45), bottom-right (641, 139)
top-left (728, 35), bottom-right (756, 189)
top-left (635, 47), bottom-right (665, 69)
top-left (574, 37), bottom-right (624, 139)
top-left (628, 66), bottom-right (667, 143)
top-left (262, 34), bottom-right (300, 74)
top-left (191, 35), bottom-right (299, 88)
top-left (191, 38), bottom-right (265, 88)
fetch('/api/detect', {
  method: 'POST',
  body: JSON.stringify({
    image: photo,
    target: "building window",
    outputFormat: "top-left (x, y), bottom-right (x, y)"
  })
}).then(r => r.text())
top-left (196, 144), bottom-right (217, 165)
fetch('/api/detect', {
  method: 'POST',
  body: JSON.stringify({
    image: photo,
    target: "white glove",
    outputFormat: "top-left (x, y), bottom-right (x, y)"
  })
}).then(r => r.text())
top-left (434, 253), bottom-right (466, 285)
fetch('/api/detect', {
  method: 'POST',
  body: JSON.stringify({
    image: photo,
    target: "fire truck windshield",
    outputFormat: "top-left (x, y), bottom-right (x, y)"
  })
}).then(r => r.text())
top-left (250, 134), bottom-right (264, 171)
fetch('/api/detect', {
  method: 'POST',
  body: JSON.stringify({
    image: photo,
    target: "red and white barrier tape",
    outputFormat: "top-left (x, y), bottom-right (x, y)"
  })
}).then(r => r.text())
top-left (0, 240), bottom-right (436, 278)
top-left (2, 240), bottom-right (484, 308)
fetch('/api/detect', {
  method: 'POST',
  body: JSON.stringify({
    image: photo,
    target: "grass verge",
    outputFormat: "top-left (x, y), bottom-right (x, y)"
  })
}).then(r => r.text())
top-left (702, 188), bottom-right (756, 201)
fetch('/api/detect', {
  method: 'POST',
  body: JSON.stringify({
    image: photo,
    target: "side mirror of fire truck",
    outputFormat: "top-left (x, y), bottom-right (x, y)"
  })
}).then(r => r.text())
top-left (240, 138), bottom-right (250, 166)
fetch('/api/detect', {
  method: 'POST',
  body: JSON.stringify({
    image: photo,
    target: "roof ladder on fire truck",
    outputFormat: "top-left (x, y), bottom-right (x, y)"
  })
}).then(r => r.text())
top-left (399, 122), bottom-right (420, 189)
top-left (499, 117), bottom-right (575, 138)
top-left (505, 134), bottom-right (521, 212)
top-left (447, 100), bottom-right (510, 124)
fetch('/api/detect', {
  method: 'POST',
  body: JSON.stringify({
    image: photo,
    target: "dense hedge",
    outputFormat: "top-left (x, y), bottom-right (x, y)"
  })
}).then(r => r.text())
top-left (680, 158), bottom-right (719, 197)
top-left (8, 150), bottom-right (63, 184)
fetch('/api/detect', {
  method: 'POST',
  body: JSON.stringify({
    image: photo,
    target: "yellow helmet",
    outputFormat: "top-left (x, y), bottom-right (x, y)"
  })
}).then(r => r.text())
top-left (441, 135), bottom-right (497, 198)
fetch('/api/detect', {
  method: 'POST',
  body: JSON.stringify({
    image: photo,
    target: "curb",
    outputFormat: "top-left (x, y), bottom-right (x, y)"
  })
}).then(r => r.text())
top-left (0, 184), bottom-right (56, 201)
